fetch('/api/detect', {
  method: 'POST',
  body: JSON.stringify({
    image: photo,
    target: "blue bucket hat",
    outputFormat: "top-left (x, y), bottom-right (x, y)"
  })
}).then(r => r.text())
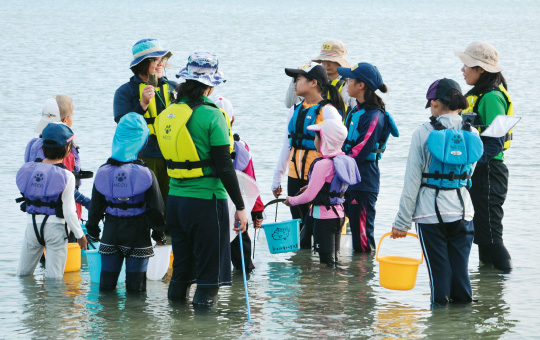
top-left (337, 62), bottom-right (383, 92)
top-left (42, 123), bottom-right (76, 148)
top-left (111, 113), bottom-right (149, 162)
top-left (130, 39), bottom-right (172, 68)
top-left (176, 52), bottom-right (226, 87)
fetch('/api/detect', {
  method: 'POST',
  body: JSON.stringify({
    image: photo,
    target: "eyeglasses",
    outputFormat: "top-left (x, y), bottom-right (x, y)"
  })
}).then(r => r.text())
top-left (150, 57), bottom-right (168, 65)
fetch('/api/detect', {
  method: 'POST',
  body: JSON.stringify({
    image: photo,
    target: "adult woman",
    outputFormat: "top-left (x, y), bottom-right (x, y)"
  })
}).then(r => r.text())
top-left (155, 52), bottom-right (247, 306)
top-left (392, 79), bottom-right (482, 305)
top-left (113, 39), bottom-right (176, 209)
top-left (272, 62), bottom-right (344, 249)
top-left (455, 41), bottom-right (514, 271)
top-left (337, 63), bottom-right (398, 253)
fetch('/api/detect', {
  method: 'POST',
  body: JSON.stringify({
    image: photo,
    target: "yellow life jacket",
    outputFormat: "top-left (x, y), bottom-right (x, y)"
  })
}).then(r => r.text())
top-left (328, 78), bottom-right (349, 116)
top-left (218, 108), bottom-right (235, 154)
top-left (462, 84), bottom-right (513, 150)
top-left (138, 82), bottom-right (171, 136)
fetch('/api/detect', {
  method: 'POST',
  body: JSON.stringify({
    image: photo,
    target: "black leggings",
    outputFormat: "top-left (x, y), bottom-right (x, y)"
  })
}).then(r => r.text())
top-left (313, 217), bottom-right (344, 265)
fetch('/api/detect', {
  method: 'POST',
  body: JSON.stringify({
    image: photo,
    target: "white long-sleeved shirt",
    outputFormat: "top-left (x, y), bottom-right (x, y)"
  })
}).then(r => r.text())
top-left (271, 103), bottom-right (342, 190)
top-left (26, 169), bottom-right (84, 239)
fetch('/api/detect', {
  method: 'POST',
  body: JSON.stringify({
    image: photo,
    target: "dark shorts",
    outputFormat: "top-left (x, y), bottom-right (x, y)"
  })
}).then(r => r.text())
top-left (167, 195), bottom-right (232, 288)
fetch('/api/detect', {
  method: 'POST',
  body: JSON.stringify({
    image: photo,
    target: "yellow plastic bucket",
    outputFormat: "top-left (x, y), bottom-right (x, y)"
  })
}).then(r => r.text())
top-left (45, 243), bottom-right (81, 272)
top-left (376, 232), bottom-right (423, 291)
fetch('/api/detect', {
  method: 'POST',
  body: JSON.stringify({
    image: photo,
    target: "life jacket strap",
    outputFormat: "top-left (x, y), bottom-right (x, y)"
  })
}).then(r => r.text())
top-left (145, 117), bottom-right (156, 125)
top-left (32, 214), bottom-right (48, 246)
top-left (421, 172), bottom-right (471, 181)
top-left (105, 201), bottom-right (146, 210)
top-left (166, 159), bottom-right (213, 171)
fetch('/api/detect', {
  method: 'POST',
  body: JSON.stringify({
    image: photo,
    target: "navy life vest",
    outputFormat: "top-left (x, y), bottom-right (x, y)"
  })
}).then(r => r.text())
top-left (94, 160), bottom-right (153, 217)
top-left (421, 116), bottom-right (483, 224)
top-left (343, 106), bottom-right (399, 161)
top-left (308, 155), bottom-right (361, 213)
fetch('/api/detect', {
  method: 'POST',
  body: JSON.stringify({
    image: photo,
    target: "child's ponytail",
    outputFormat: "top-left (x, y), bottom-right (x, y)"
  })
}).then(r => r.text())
top-left (322, 83), bottom-right (345, 114)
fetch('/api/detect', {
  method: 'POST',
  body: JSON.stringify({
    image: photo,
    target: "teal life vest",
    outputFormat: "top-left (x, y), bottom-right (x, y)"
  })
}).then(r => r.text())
top-left (288, 100), bottom-right (327, 151)
top-left (342, 106), bottom-right (399, 161)
top-left (421, 116), bottom-right (484, 224)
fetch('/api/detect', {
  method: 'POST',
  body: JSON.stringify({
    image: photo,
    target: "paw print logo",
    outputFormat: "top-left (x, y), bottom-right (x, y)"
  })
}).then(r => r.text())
top-left (165, 125), bottom-right (171, 134)
top-left (116, 172), bottom-right (127, 182)
top-left (452, 135), bottom-right (462, 144)
top-left (34, 173), bottom-right (44, 182)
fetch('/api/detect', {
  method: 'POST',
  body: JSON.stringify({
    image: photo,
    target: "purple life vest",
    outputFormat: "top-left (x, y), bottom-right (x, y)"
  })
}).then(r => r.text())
top-left (94, 163), bottom-right (153, 217)
top-left (233, 141), bottom-right (251, 172)
top-left (27, 137), bottom-right (81, 173)
top-left (308, 155), bottom-right (361, 207)
top-left (16, 161), bottom-right (69, 216)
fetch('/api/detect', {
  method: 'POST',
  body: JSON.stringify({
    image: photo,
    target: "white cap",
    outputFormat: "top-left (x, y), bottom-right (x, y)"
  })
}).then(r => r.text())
top-left (35, 98), bottom-right (61, 134)
top-left (211, 95), bottom-right (234, 122)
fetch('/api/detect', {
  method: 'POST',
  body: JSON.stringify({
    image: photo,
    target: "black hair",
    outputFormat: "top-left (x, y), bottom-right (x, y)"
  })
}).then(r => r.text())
top-left (43, 142), bottom-right (71, 160)
top-left (467, 67), bottom-right (508, 96)
top-left (175, 80), bottom-right (210, 103)
top-left (130, 58), bottom-right (152, 77)
top-left (438, 89), bottom-right (468, 111)
top-left (362, 82), bottom-right (388, 110)
top-left (312, 81), bottom-right (346, 113)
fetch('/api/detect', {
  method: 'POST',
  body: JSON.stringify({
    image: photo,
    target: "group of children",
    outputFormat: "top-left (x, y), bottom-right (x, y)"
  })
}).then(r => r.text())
top-left (16, 38), bottom-right (514, 306)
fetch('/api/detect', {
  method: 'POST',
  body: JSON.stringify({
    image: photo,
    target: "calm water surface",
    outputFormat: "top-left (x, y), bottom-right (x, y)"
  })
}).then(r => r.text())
top-left (1, 0), bottom-right (539, 338)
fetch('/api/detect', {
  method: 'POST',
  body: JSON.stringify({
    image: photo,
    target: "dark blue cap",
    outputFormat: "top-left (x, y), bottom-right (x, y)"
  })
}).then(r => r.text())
top-left (337, 62), bottom-right (383, 91)
top-left (42, 123), bottom-right (75, 148)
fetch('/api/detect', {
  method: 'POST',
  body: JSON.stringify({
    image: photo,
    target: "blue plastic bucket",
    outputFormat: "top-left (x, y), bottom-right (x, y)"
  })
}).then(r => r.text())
top-left (85, 243), bottom-right (126, 284)
top-left (262, 219), bottom-right (301, 254)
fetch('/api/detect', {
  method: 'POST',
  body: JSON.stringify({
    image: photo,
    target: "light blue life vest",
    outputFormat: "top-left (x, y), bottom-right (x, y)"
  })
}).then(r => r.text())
top-left (342, 106), bottom-right (399, 161)
top-left (94, 161), bottom-right (153, 217)
top-left (288, 100), bottom-right (327, 151)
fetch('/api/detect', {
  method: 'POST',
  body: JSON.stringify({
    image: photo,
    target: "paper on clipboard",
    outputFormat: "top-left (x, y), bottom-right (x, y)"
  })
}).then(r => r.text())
top-left (480, 115), bottom-right (521, 138)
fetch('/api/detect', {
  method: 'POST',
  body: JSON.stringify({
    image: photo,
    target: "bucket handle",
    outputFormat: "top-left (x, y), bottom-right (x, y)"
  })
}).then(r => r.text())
top-left (376, 232), bottom-right (423, 264)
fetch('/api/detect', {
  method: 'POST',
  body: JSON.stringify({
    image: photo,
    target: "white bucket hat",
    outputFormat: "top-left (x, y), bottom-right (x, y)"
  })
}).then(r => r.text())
top-left (455, 41), bottom-right (504, 73)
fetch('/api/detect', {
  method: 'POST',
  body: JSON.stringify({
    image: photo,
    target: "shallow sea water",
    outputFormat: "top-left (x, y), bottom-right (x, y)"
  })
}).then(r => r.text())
top-left (1, 0), bottom-right (540, 338)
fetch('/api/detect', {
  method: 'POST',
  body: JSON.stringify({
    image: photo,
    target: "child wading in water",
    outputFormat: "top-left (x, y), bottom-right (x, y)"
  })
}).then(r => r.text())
top-left (392, 79), bottom-right (483, 305)
top-left (285, 119), bottom-right (360, 265)
top-left (85, 113), bottom-right (166, 292)
top-left (16, 123), bottom-right (88, 278)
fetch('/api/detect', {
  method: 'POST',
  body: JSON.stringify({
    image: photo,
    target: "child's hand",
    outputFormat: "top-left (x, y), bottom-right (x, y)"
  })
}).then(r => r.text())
top-left (272, 186), bottom-right (283, 198)
top-left (254, 218), bottom-right (263, 229)
top-left (283, 197), bottom-right (291, 207)
top-left (299, 185), bottom-right (308, 193)
top-left (77, 235), bottom-right (88, 250)
top-left (391, 227), bottom-right (407, 239)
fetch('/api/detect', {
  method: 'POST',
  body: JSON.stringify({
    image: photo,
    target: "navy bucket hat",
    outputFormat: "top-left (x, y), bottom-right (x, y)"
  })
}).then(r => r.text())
top-left (337, 62), bottom-right (383, 91)
top-left (130, 39), bottom-right (172, 68)
top-left (111, 113), bottom-right (149, 162)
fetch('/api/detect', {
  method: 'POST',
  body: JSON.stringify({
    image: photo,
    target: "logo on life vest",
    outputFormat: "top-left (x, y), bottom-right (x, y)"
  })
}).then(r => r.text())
top-left (31, 173), bottom-right (44, 188)
top-left (306, 115), bottom-right (312, 120)
top-left (449, 135), bottom-right (465, 155)
top-left (451, 151), bottom-right (463, 155)
top-left (167, 114), bottom-right (175, 118)
top-left (165, 124), bottom-right (171, 134)
top-left (114, 172), bottom-right (128, 187)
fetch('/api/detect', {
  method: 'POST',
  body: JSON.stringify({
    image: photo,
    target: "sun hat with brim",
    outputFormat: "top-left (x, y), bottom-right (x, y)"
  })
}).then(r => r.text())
top-left (111, 113), bottom-right (149, 162)
top-left (176, 52), bottom-right (226, 87)
top-left (285, 62), bottom-right (329, 86)
top-left (425, 78), bottom-right (462, 108)
top-left (337, 62), bottom-right (383, 92)
top-left (130, 39), bottom-right (172, 68)
top-left (454, 41), bottom-right (504, 73)
top-left (42, 123), bottom-right (76, 148)
top-left (312, 40), bottom-right (351, 68)
top-left (35, 98), bottom-right (62, 134)
top-left (307, 119), bottom-right (347, 158)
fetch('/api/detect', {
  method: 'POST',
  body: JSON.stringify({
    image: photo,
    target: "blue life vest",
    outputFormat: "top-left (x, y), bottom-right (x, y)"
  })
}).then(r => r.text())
top-left (233, 140), bottom-right (251, 172)
top-left (421, 117), bottom-right (484, 224)
top-left (94, 161), bottom-right (153, 217)
top-left (16, 161), bottom-right (69, 217)
top-left (343, 106), bottom-right (399, 161)
top-left (288, 100), bottom-right (327, 151)
top-left (27, 138), bottom-right (81, 173)
top-left (308, 155), bottom-right (361, 210)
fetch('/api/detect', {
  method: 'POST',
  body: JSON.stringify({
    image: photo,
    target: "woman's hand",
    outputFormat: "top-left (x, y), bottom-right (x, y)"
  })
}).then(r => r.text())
top-left (391, 227), bottom-right (408, 239)
top-left (234, 209), bottom-right (248, 234)
top-left (272, 186), bottom-right (282, 198)
top-left (283, 197), bottom-right (291, 207)
top-left (77, 235), bottom-right (88, 250)
top-left (140, 85), bottom-right (155, 107)
top-left (299, 185), bottom-right (308, 193)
